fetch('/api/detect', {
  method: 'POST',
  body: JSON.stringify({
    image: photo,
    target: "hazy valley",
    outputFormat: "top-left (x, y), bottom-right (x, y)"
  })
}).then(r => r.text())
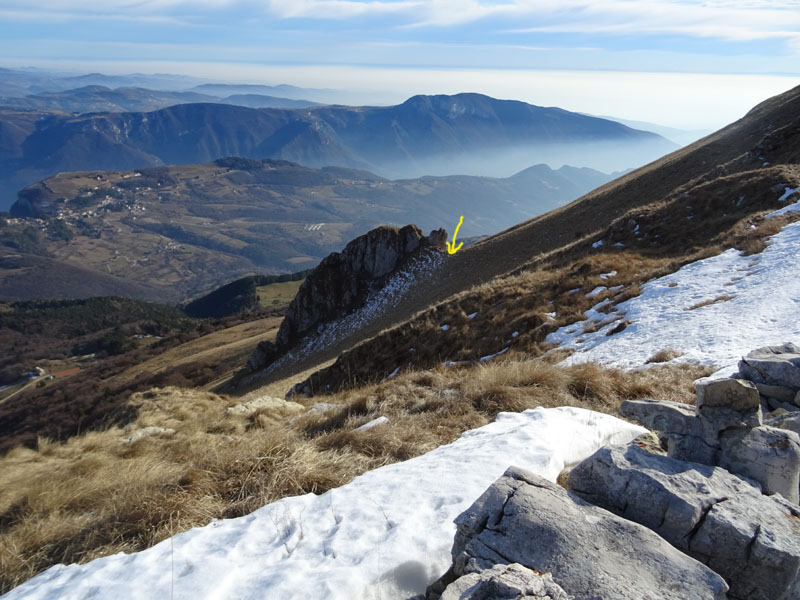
top-left (2, 158), bottom-right (611, 302)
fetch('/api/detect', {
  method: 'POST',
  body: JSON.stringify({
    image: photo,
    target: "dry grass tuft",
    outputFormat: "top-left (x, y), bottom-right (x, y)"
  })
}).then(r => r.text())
top-left (0, 357), bottom-right (712, 592)
top-left (645, 349), bottom-right (684, 364)
top-left (685, 295), bottom-right (734, 311)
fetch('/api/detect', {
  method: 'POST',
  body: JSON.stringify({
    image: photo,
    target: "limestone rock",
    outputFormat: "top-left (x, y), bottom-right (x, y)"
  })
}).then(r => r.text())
top-left (768, 396), bottom-right (800, 413)
top-left (440, 563), bottom-right (571, 600)
top-left (739, 343), bottom-right (800, 389)
top-left (620, 398), bottom-right (704, 437)
top-left (696, 378), bottom-right (762, 434)
top-left (246, 340), bottom-right (278, 373)
top-left (719, 425), bottom-right (800, 503)
top-left (755, 383), bottom-right (797, 404)
top-left (224, 396), bottom-right (305, 418)
top-left (276, 224), bottom-right (434, 349)
top-left (568, 444), bottom-right (800, 600)
top-left (447, 466), bottom-right (728, 600)
top-left (244, 224), bottom-right (446, 374)
top-left (767, 412), bottom-right (800, 437)
top-left (427, 228), bottom-right (448, 249)
top-left (665, 432), bottom-right (718, 465)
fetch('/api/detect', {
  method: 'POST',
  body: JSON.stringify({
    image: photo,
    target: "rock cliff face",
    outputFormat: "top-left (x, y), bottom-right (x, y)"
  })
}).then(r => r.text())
top-left (246, 224), bottom-right (446, 373)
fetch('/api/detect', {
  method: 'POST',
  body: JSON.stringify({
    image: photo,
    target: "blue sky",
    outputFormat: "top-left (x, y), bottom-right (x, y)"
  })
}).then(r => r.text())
top-left (2, 0), bottom-right (800, 128)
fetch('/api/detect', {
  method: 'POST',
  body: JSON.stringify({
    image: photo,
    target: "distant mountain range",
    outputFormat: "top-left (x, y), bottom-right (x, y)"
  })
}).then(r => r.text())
top-left (0, 85), bottom-right (319, 114)
top-left (0, 158), bottom-right (612, 302)
top-left (0, 93), bottom-right (674, 210)
top-left (0, 68), bottom-right (364, 105)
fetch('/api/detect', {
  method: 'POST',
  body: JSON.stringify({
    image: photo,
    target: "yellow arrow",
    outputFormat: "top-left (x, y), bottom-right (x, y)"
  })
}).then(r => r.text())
top-left (446, 215), bottom-right (464, 255)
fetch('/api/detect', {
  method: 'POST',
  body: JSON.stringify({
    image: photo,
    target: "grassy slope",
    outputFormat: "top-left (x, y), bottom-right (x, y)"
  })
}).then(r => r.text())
top-left (263, 85), bottom-right (800, 393)
top-left (0, 357), bottom-right (710, 593)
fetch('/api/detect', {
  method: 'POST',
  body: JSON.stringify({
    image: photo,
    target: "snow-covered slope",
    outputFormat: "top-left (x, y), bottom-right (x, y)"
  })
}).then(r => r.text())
top-left (546, 217), bottom-right (800, 375)
top-left (4, 408), bottom-right (645, 600)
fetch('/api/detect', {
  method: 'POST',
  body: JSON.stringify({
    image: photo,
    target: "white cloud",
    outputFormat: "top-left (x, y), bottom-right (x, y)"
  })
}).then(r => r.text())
top-left (511, 0), bottom-right (800, 42)
top-left (4, 0), bottom-right (800, 47)
top-left (265, 0), bottom-right (421, 19)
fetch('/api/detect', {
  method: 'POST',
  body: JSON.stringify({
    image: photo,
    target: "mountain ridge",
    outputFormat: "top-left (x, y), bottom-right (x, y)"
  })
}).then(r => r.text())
top-left (0, 93), bottom-right (675, 209)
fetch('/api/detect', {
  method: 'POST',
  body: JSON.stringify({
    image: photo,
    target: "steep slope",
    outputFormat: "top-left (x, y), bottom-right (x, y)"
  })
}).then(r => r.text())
top-left (2, 159), bottom-right (612, 302)
top-left (0, 93), bottom-right (673, 209)
top-left (250, 85), bottom-right (800, 393)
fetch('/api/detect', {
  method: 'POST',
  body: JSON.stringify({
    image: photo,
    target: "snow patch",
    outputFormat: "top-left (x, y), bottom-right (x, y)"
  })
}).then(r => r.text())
top-left (7, 409), bottom-right (646, 600)
top-left (479, 347), bottom-right (509, 362)
top-left (355, 416), bottom-right (389, 431)
top-left (767, 186), bottom-right (800, 218)
top-left (546, 221), bottom-right (800, 373)
top-left (592, 239), bottom-right (604, 248)
top-left (383, 367), bottom-right (400, 381)
top-left (585, 286), bottom-right (607, 298)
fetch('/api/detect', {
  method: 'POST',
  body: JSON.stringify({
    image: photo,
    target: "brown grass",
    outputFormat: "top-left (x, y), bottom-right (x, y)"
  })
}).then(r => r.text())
top-left (685, 295), bottom-right (734, 311)
top-left (645, 348), bottom-right (684, 364)
top-left (0, 356), bottom-right (711, 593)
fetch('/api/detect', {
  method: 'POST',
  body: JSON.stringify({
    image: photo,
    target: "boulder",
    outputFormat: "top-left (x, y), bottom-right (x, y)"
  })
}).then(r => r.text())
top-left (696, 378), bottom-right (762, 435)
top-left (440, 563), bottom-right (570, 600)
top-left (619, 398), bottom-right (704, 437)
top-left (719, 425), bottom-right (800, 503)
top-left (755, 383), bottom-right (797, 404)
top-left (444, 466), bottom-right (728, 600)
top-left (768, 396), bottom-right (800, 413)
top-left (568, 445), bottom-right (800, 600)
top-left (665, 432), bottom-right (718, 465)
top-left (767, 412), bottom-right (800, 437)
top-left (739, 343), bottom-right (800, 389)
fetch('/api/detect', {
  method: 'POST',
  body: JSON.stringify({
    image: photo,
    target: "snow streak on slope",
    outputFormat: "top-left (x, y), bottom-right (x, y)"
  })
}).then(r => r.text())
top-left (4, 408), bottom-right (645, 600)
top-left (546, 221), bottom-right (800, 373)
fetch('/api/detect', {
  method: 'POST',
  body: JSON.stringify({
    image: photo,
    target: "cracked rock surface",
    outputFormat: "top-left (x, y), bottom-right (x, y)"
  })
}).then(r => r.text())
top-left (439, 563), bottom-right (571, 600)
top-left (431, 466), bottom-right (728, 600)
top-left (568, 444), bottom-right (800, 600)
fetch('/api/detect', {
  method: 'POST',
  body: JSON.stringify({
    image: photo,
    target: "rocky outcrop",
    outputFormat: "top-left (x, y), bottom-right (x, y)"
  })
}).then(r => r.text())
top-left (428, 466), bottom-right (729, 600)
top-left (619, 342), bottom-right (800, 503)
top-left (245, 224), bottom-right (447, 373)
top-left (568, 445), bottom-right (800, 600)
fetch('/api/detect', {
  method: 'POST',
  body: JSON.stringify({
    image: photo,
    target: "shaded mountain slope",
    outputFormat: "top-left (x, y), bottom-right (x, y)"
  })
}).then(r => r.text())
top-left (242, 84), bottom-right (800, 393)
top-left (0, 93), bottom-right (672, 209)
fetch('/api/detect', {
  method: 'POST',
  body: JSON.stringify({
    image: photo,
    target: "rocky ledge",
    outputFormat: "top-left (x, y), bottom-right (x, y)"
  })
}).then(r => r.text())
top-left (244, 224), bottom-right (447, 374)
top-left (423, 343), bottom-right (800, 600)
